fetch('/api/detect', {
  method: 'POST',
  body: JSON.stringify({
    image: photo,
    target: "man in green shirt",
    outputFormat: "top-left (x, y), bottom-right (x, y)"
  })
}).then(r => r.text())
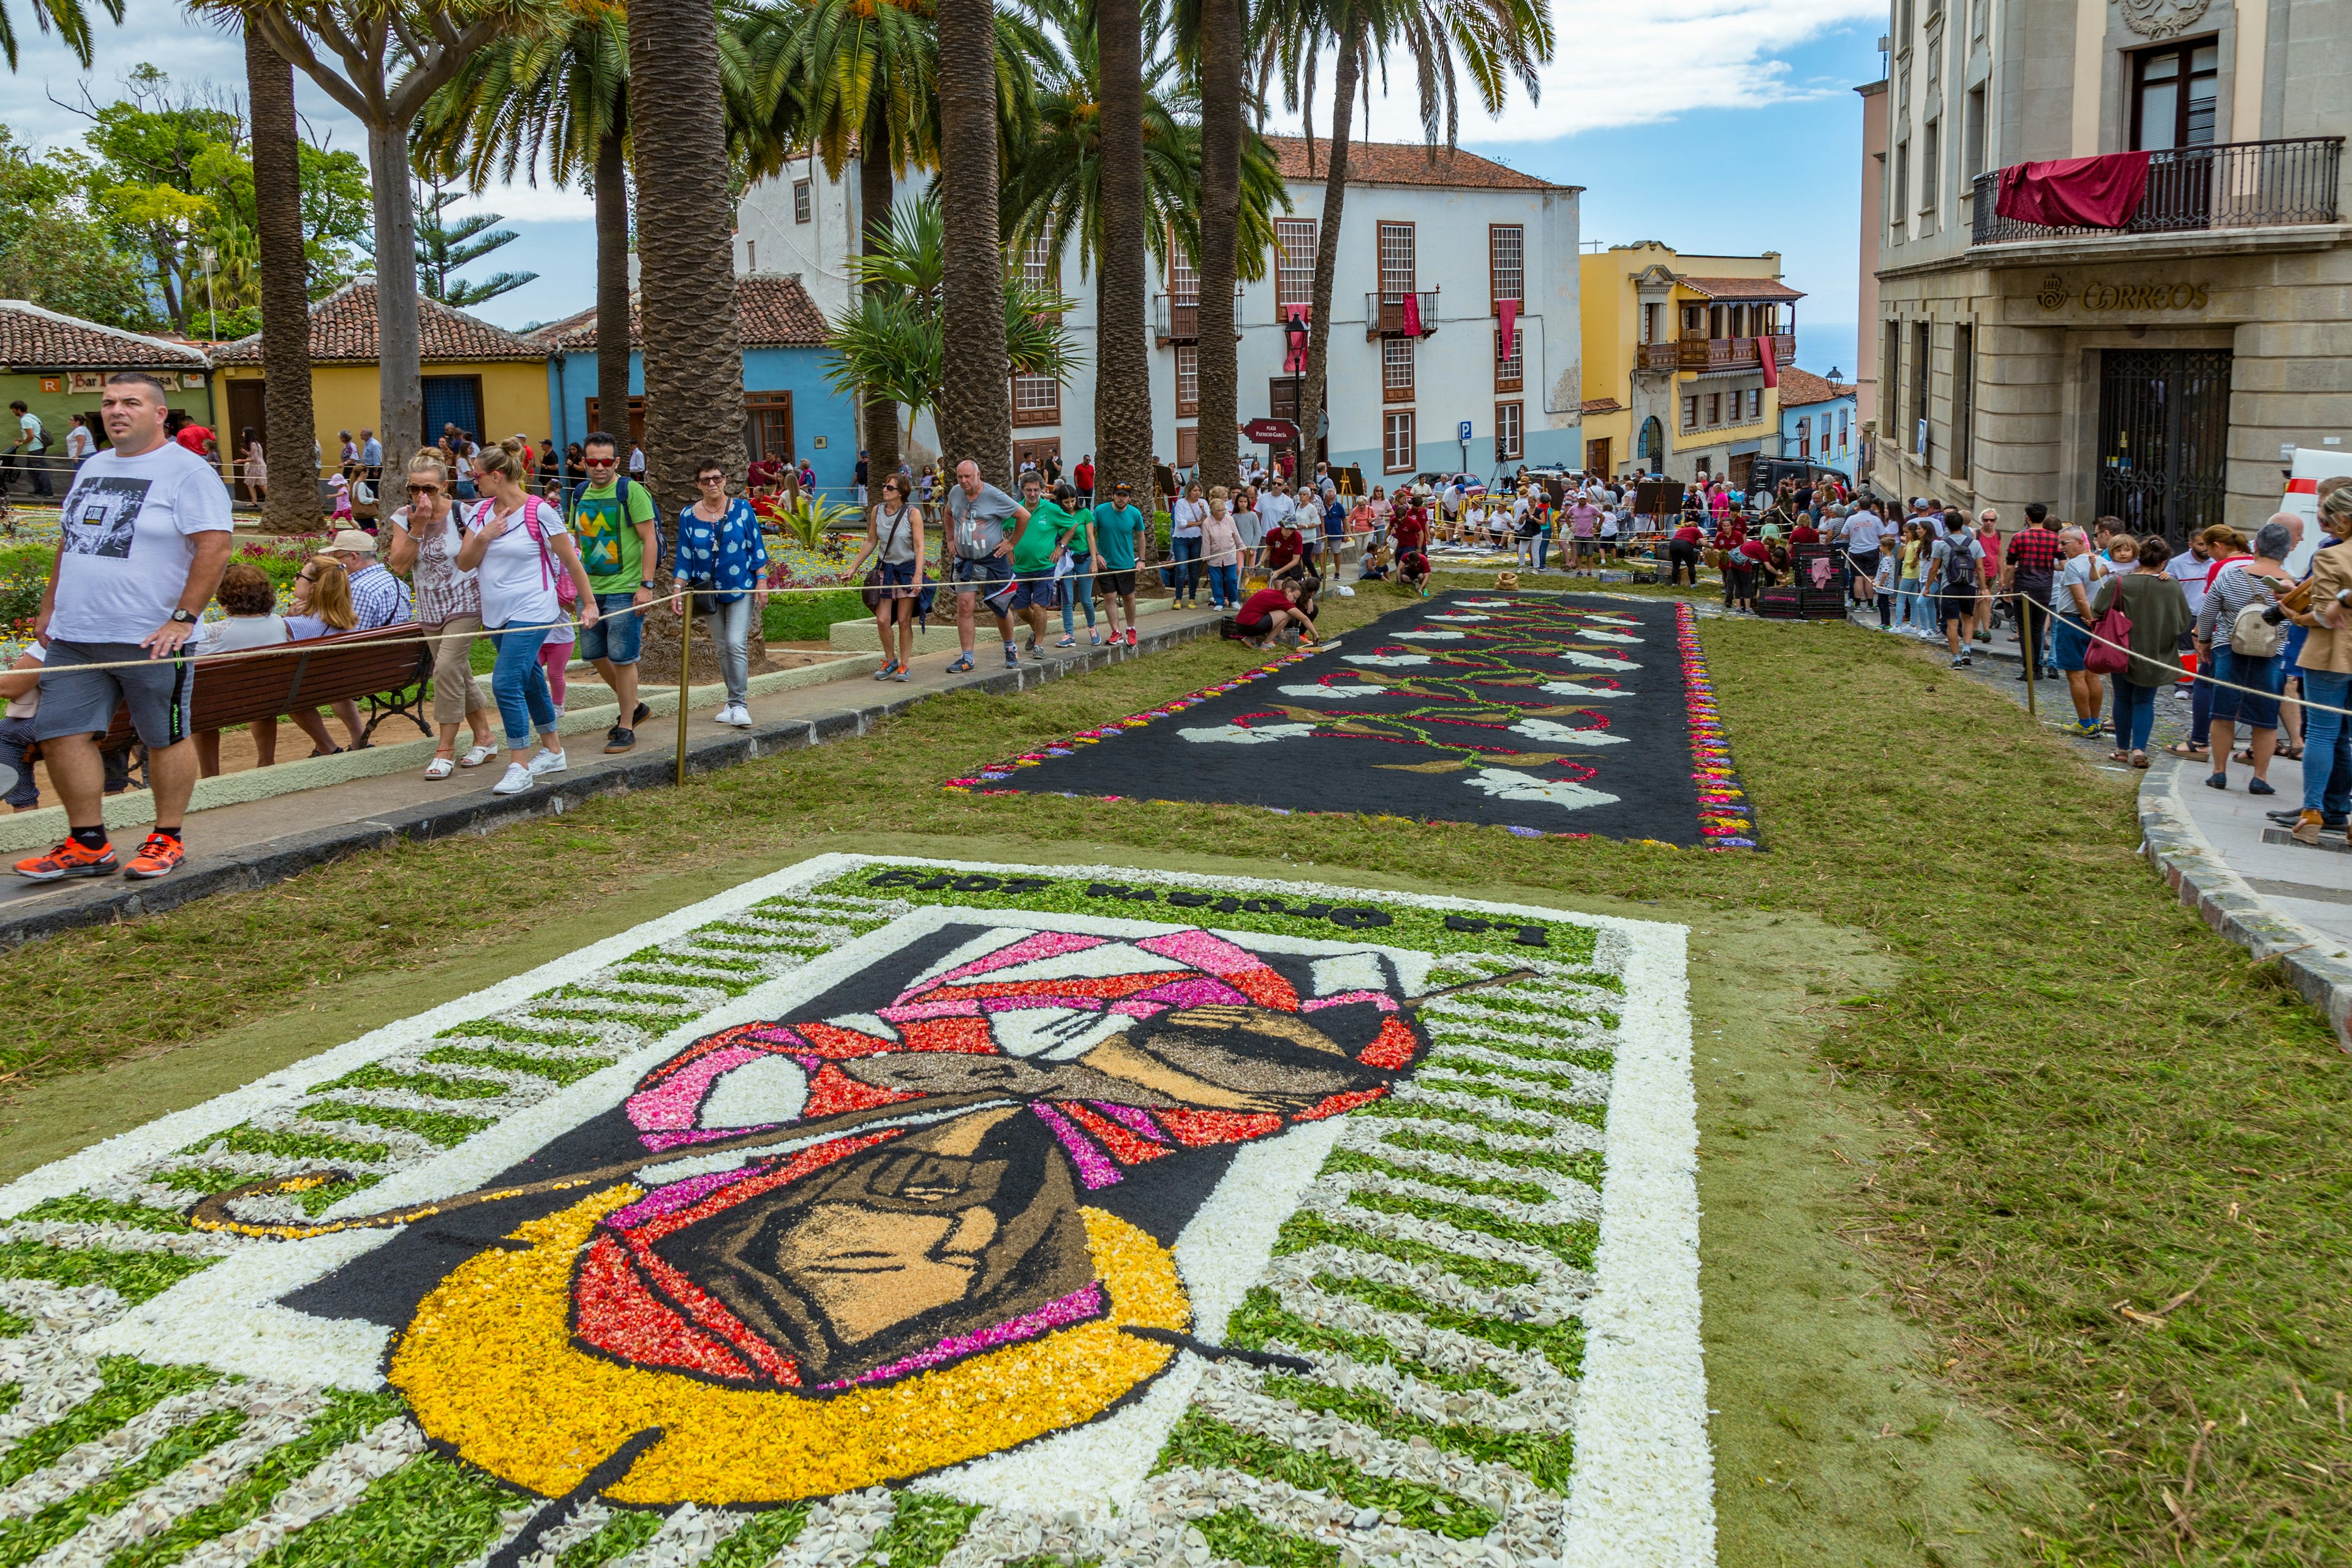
top-left (568, 432), bottom-right (660, 752)
top-left (1008, 473), bottom-right (1072, 658)
top-left (1091, 480), bottom-right (1147, 647)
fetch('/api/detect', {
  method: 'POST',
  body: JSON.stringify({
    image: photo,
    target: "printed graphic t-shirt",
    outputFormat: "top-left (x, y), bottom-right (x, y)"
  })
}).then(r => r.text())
top-left (568, 478), bottom-right (658, 593)
top-left (51, 440), bottom-right (233, 643)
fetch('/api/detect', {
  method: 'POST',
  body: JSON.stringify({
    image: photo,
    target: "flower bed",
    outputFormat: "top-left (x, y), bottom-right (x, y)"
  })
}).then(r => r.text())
top-left (0, 855), bottom-right (1709, 1568)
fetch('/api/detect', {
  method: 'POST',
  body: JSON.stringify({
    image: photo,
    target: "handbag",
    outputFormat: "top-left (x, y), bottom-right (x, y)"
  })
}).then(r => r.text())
top-left (862, 502), bottom-right (914, 611)
top-left (2084, 582), bottom-right (2134, 676)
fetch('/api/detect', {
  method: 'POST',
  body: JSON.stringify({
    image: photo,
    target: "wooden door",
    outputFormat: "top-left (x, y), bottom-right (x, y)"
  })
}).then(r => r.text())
top-left (1585, 437), bottom-right (1611, 476)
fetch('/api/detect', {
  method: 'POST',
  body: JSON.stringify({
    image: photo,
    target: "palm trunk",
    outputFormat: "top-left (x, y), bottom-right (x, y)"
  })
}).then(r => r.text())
top-left (246, 24), bottom-right (317, 535)
top-left (367, 121), bottom-right (423, 470)
top-left (594, 129), bottom-right (634, 448)
top-left (1093, 0), bottom-right (1153, 517)
top-left (858, 102), bottom-right (900, 484)
top-left (1300, 24), bottom-right (1358, 478)
top-left (935, 0), bottom-right (1012, 485)
top-left (1193, 0), bottom-right (1243, 492)
top-left (627, 0), bottom-right (753, 681)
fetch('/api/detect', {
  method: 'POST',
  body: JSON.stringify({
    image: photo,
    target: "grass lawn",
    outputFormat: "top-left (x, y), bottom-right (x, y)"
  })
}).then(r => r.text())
top-left (2, 579), bottom-right (2345, 1567)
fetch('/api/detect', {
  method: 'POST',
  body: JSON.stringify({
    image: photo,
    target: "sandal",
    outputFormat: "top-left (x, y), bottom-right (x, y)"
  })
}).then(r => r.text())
top-left (2108, 750), bottom-right (2133, 764)
top-left (2232, 747), bottom-right (2255, 764)
top-left (2277, 742), bottom-right (2304, 760)
top-left (2131, 751), bottom-right (2150, 769)
top-left (458, 744), bottom-right (497, 767)
top-left (424, 755), bottom-right (456, 780)
top-left (2165, 742), bottom-right (2209, 760)
top-left (307, 745), bottom-right (344, 758)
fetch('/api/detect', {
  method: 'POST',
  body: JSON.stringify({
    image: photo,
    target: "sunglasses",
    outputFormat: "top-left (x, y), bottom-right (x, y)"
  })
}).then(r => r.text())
top-left (297, 571), bottom-right (318, 582)
top-left (698, 473), bottom-right (727, 484)
top-left (406, 483), bottom-right (443, 496)
top-left (583, 456), bottom-right (618, 467)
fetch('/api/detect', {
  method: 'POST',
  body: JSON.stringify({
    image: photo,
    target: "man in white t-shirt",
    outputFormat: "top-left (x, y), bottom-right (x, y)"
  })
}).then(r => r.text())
top-left (20, 372), bottom-right (232, 882)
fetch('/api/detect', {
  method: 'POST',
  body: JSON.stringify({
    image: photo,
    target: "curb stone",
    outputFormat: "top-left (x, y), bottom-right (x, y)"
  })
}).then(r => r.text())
top-left (0, 617), bottom-right (1215, 949)
top-left (2137, 754), bottom-right (2352, 1052)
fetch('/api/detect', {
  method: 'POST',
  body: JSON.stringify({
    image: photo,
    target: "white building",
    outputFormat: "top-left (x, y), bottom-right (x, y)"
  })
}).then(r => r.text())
top-left (734, 139), bottom-right (1584, 486)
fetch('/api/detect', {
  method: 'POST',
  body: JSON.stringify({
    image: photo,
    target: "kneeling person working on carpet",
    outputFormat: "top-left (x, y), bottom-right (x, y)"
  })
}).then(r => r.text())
top-left (17, 372), bottom-right (232, 882)
top-left (1235, 576), bottom-right (1317, 649)
top-left (943, 460), bottom-right (1030, 672)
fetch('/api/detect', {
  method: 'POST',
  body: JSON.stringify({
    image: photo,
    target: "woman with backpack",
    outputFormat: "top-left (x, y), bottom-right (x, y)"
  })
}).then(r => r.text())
top-left (2087, 535), bottom-right (2193, 768)
top-left (2195, 519), bottom-right (2298, 794)
top-left (455, 436), bottom-right (598, 796)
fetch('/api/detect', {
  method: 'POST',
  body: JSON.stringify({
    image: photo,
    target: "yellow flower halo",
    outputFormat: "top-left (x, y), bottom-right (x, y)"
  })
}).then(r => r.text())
top-left (388, 1186), bottom-right (1188, 1506)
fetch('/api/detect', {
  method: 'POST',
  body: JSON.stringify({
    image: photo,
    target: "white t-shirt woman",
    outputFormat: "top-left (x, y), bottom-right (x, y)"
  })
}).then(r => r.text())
top-left (468, 494), bottom-right (574, 630)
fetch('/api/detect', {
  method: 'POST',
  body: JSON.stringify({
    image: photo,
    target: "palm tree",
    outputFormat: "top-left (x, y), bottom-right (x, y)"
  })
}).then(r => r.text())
top-left (244, 21), bottom-right (317, 533)
top-left (1268, 0), bottom-right (1550, 472)
top-left (412, 5), bottom-right (635, 448)
top-left (933, 0), bottom-right (1012, 483)
top-left (0, 0), bottom-right (120, 69)
top-left (823, 194), bottom-right (1080, 451)
top-left (1002, 0), bottom-right (1286, 503)
top-left (1075, 0), bottom-right (1147, 513)
top-left (1176, 0), bottom-right (1245, 491)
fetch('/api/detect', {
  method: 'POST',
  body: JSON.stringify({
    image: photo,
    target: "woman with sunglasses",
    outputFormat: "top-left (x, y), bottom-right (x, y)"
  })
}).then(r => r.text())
top-left (455, 437), bottom-right (598, 795)
top-left (674, 459), bottom-right (769, 724)
top-left (385, 450), bottom-right (498, 777)
top-left (862, 471), bottom-right (924, 682)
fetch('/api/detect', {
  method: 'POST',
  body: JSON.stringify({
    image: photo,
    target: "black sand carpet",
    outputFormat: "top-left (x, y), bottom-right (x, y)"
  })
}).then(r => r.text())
top-left (953, 591), bottom-right (1755, 848)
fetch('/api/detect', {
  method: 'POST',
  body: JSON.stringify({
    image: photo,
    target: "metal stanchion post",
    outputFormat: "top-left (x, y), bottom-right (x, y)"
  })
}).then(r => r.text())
top-left (676, 589), bottom-right (693, 788)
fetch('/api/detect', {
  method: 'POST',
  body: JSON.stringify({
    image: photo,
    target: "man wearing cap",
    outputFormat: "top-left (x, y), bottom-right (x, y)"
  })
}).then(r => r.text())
top-left (1091, 478), bottom-right (1147, 647)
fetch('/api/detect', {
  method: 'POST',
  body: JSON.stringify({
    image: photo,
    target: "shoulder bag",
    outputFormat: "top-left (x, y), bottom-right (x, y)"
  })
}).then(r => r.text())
top-left (2084, 579), bottom-right (2133, 676)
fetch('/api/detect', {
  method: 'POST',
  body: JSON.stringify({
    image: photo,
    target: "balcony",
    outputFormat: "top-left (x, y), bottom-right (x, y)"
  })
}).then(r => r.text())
top-left (1365, 288), bottom-right (1440, 339)
top-left (1153, 293), bottom-right (1199, 344)
top-left (1638, 334), bottom-right (1795, 373)
top-left (1972, 135), bottom-right (2342, 247)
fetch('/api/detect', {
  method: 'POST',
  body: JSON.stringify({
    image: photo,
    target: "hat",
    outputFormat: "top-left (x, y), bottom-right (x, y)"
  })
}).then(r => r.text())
top-left (325, 529), bottom-right (377, 555)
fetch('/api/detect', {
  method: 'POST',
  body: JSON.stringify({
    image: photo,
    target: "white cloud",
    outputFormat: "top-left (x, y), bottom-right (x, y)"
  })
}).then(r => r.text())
top-left (1268, 0), bottom-right (1883, 145)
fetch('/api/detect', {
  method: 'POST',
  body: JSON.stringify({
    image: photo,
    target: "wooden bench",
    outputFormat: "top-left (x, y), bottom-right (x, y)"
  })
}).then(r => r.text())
top-left (67, 625), bottom-right (436, 779)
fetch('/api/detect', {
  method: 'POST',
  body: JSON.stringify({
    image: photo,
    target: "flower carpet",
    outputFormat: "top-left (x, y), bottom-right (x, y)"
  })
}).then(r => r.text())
top-left (952, 593), bottom-right (1755, 850)
top-left (0, 856), bottom-right (1709, 1568)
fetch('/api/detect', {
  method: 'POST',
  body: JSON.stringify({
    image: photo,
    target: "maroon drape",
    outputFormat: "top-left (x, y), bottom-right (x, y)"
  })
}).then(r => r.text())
top-left (1755, 333), bottom-right (1778, 388)
top-left (1400, 293), bottom-right (1422, 336)
top-left (1994, 151), bottom-right (2151, 229)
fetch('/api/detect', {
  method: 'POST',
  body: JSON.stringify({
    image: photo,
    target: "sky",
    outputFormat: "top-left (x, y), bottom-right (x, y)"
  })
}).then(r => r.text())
top-left (0, 0), bottom-right (1885, 373)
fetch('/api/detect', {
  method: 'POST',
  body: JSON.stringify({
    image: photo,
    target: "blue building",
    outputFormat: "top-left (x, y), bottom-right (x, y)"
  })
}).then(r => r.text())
top-left (533, 274), bottom-right (857, 494)
top-left (1775, 366), bottom-right (1858, 480)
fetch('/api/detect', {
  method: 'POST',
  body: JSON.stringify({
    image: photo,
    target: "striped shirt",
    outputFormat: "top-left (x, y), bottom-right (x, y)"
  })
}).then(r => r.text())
top-left (2194, 562), bottom-right (2282, 645)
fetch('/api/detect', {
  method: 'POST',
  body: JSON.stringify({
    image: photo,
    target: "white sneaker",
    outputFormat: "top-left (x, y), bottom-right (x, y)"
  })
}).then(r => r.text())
top-left (492, 762), bottom-right (533, 795)
top-left (717, 703), bottom-right (750, 727)
top-left (528, 747), bottom-right (568, 776)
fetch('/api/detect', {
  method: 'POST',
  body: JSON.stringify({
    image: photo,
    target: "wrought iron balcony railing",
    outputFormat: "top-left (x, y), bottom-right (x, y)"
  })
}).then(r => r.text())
top-left (1971, 135), bottom-right (2342, 246)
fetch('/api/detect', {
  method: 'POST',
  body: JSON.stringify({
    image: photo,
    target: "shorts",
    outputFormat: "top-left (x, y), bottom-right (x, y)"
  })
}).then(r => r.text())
top-left (1848, 549), bottom-right (1880, 579)
top-left (575, 592), bottom-right (643, 665)
top-left (1097, 568), bottom-right (1136, 597)
top-left (35, 639), bottom-right (195, 749)
top-left (1234, 615), bottom-right (1274, 638)
top-left (876, 559), bottom-right (921, 599)
top-left (2209, 647), bottom-right (2282, 729)
top-left (1939, 590), bottom-right (1975, 626)
top-left (2052, 616), bottom-right (2094, 671)
top-left (953, 555), bottom-right (1017, 612)
top-left (1008, 574), bottom-right (1057, 612)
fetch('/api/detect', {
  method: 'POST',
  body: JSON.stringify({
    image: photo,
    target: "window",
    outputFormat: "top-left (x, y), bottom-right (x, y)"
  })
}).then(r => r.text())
top-left (1750, 388), bottom-right (1764, 420)
top-left (1488, 225), bottom-right (1524, 312)
top-left (1275, 218), bottom-right (1317, 318)
top-left (793, 179), bottom-right (812, 224)
top-left (744, 392), bottom-right (793, 463)
top-left (1495, 401), bottom-right (1523, 461)
top-left (1175, 427), bottom-right (1197, 468)
top-left (1682, 303), bottom-right (1705, 339)
top-left (1383, 410), bottom-right (1415, 473)
top-left (2132, 41), bottom-right (2218, 151)
top-left (1912, 320), bottom-right (1932, 463)
top-left (1883, 321), bottom-right (1901, 422)
top-left (1952, 323), bottom-right (1974, 479)
top-left (1017, 235), bottom-right (1060, 320)
top-left (1683, 394), bottom-right (1699, 431)
top-left (1891, 140), bottom-right (1910, 239)
top-left (1495, 328), bottom-right (1523, 392)
top-left (1168, 246), bottom-right (1199, 301)
top-left (1377, 222), bottom-right (1415, 301)
top-left (1642, 302), bottom-right (1660, 345)
top-left (1174, 345), bottom-right (1199, 416)
top-left (1797, 417), bottom-right (1812, 458)
top-left (1382, 337), bottom-right (1414, 402)
top-left (1839, 407), bottom-right (1850, 451)
top-left (1012, 372), bottom-right (1060, 426)
top-left (1920, 121), bottom-right (1939, 220)
top-left (1707, 392), bottom-right (1722, 426)
top-left (1963, 86), bottom-right (1987, 183)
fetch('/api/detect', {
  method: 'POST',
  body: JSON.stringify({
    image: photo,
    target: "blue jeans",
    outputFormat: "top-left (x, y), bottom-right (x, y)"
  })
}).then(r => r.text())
top-left (1534, 535), bottom-right (1550, 571)
top-left (1208, 563), bottom-right (1239, 608)
top-left (1170, 536), bottom-right (1202, 602)
top-left (2299, 669), bottom-right (2352, 816)
top-left (1060, 564), bottom-right (1096, 632)
top-left (490, 625), bottom-right (557, 749)
top-left (2113, 679), bottom-right (2160, 753)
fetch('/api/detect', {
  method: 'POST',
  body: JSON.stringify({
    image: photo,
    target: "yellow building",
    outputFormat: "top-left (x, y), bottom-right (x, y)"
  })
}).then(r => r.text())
top-left (209, 281), bottom-right (549, 483)
top-left (1577, 243), bottom-right (1803, 489)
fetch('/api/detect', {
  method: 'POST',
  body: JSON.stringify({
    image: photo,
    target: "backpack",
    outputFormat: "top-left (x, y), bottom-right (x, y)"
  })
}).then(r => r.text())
top-left (1940, 538), bottom-right (1980, 591)
top-left (510, 495), bottom-right (579, 610)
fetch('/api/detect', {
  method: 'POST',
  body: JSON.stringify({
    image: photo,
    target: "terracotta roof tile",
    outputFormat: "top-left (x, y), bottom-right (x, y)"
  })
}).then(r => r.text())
top-left (211, 281), bottom-right (543, 365)
top-left (1264, 136), bottom-right (1566, 192)
top-left (1774, 366), bottom-right (1847, 407)
top-left (0, 301), bottom-right (209, 370)
top-left (1678, 276), bottom-right (1806, 303)
top-left (529, 274), bottom-right (829, 353)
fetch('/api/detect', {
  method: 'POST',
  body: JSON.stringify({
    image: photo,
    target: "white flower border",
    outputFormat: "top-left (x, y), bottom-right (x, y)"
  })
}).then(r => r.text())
top-left (0, 853), bottom-right (1713, 1568)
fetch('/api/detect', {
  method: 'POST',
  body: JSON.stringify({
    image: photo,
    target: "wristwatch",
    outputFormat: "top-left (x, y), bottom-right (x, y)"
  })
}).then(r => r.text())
top-left (639, 579), bottom-right (656, 590)
top-left (168, 609), bottom-right (198, 625)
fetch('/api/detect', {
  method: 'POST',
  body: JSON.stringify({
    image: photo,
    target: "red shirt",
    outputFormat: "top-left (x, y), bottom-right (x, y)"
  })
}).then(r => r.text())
top-left (1790, 524), bottom-right (1820, 544)
top-left (1264, 526), bottom-right (1303, 568)
top-left (1075, 462), bottom-right (1095, 490)
top-left (1737, 539), bottom-right (1771, 564)
top-left (2204, 552), bottom-right (2247, 589)
top-left (1238, 587), bottom-right (1292, 624)
top-left (1673, 524), bottom-right (1702, 545)
top-left (175, 424), bottom-right (214, 454)
top-left (1390, 510), bottom-right (1428, 552)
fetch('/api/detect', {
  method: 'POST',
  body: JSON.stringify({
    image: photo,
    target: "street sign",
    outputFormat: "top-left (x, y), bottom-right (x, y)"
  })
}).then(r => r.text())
top-left (1243, 418), bottom-right (1299, 444)
top-left (1458, 420), bottom-right (1473, 442)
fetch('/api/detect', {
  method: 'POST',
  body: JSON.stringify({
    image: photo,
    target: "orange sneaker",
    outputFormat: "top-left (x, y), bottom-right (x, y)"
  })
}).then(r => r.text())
top-left (16, 837), bottom-right (119, 880)
top-left (124, 832), bottom-right (185, 880)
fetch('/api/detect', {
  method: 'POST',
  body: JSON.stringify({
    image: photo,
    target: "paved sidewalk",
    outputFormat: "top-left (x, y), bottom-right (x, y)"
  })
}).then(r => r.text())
top-left (0, 608), bottom-right (1228, 946)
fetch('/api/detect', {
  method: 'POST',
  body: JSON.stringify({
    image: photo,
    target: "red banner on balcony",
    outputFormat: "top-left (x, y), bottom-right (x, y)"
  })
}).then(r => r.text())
top-left (1498, 298), bottom-right (1518, 363)
top-left (1994, 151), bottom-right (2151, 230)
top-left (1400, 292), bottom-right (1422, 336)
top-left (1755, 333), bottom-right (1778, 388)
